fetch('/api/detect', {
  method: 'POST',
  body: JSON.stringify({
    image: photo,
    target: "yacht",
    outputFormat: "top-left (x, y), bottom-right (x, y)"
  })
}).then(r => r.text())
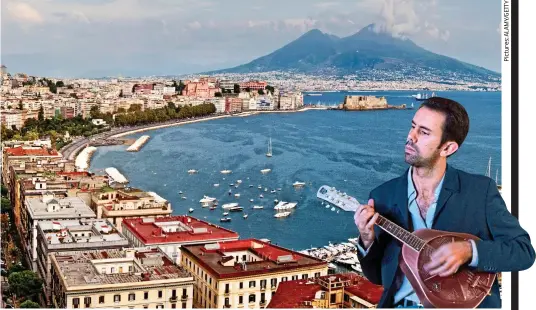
top-left (253, 205), bottom-right (264, 209)
top-left (222, 203), bottom-right (239, 210)
top-left (223, 212), bottom-right (229, 216)
top-left (220, 170), bottom-right (232, 174)
top-left (293, 181), bottom-right (306, 188)
top-left (259, 194), bottom-right (264, 198)
top-left (274, 201), bottom-right (297, 211)
top-left (260, 168), bottom-right (271, 174)
top-left (220, 217), bottom-right (231, 222)
top-left (188, 208), bottom-right (194, 213)
top-left (199, 196), bottom-right (217, 207)
top-left (249, 199), bottom-right (254, 202)
top-left (243, 214), bottom-right (248, 219)
top-left (188, 169), bottom-right (198, 174)
top-left (274, 211), bottom-right (291, 218)
top-left (213, 183), bottom-right (220, 187)
top-left (229, 206), bottom-right (244, 212)
top-left (234, 193), bottom-right (241, 198)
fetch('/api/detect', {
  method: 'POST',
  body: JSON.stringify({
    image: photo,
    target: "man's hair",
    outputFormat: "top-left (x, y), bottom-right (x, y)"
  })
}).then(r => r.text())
top-left (419, 97), bottom-right (470, 149)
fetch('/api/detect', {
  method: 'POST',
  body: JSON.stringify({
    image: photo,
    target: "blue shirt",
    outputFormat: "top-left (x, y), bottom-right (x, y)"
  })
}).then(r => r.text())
top-left (357, 167), bottom-right (479, 304)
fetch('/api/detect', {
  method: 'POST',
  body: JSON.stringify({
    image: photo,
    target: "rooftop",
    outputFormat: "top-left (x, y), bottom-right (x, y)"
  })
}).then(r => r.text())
top-left (122, 216), bottom-right (239, 245)
top-left (52, 248), bottom-right (192, 288)
top-left (181, 239), bottom-right (326, 279)
top-left (26, 195), bottom-right (96, 220)
top-left (37, 219), bottom-right (129, 251)
top-left (268, 273), bottom-right (383, 308)
top-left (5, 145), bottom-right (60, 157)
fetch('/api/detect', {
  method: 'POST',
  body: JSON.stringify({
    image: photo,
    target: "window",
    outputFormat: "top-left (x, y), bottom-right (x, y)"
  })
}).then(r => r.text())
top-left (224, 297), bottom-right (230, 307)
top-left (261, 293), bottom-right (266, 303)
top-left (314, 272), bottom-right (321, 278)
top-left (260, 279), bottom-right (267, 289)
top-left (330, 293), bottom-right (336, 304)
top-left (101, 267), bottom-right (106, 274)
top-left (271, 278), bottom-right (278, 288)
top-left (99, 296), bottom-right (105, 304)
top-left (239, 282), bottom-right (243, 289)
top-left (119, 266), bottom-right (123, 273)
top-left (249, 294), bottom-right (256, 303)
top-left (114, 294), bottom-right (121, 303)
top-left (171, 303), bottom-right (176, 309)
top-left (249, 280), bottom-right (256, 288)
top-left (143, 306), bottom-right (148, 309)
top-left (242, 254), bottom-right (246, 261)
top-left (144, 291), bottom-right (149, 300)
top-left (156, 305), bottom-right (164, 309)
top-left (344, 294), bottom-right (350, 302)
top-left (182, 288), bottom-right (187, 297)
top-left (182, 302), bottom-right (187, 308)
top-left (111, 267), bottom-right (115, 273)
top-left (302, 274), bottom-right (308, 280)
top-left (291, 275), bottom-right (298, 280)
top-left (282, 277), bottom-right (288, 282)
top-left (129, 265), bottom-right (133, 272)
top-left (225, 283), bottom-right (230, 293)
top-left (213, 295), bottom-right (217, 304)
top-left (73, 298), bottom-right (80, 308)
top-left (84, 297), bottom-right (91, 307)
top-left (239, 295), bottom-right (243, 304)
top-left (158, 290), bottom-right (163, 298)
top-left (172, 289), bottom-right (177, 297)
top-left (128, 293), bottom-right (135, 301)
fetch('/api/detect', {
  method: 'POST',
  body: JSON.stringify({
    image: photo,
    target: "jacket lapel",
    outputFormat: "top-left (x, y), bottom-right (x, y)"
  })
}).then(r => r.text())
top-left (432, 164), bottom-right (460, 227)
top-left (393, 168), bottom-right (410, 229)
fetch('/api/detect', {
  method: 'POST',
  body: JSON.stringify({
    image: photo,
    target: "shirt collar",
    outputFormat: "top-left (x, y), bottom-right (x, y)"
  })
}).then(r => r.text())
top-left (407, 166), bottom-right (446, 201)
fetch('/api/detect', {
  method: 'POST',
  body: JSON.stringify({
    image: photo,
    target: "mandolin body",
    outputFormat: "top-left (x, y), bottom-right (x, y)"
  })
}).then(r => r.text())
top-left (400, 228), bottom-right (496, 308)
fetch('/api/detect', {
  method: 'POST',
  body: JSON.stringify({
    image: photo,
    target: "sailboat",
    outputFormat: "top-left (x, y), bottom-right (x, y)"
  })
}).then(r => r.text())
top-left (487, 156), bottom-right (502, 193)
top-left (266, 137), bottom-right (273, 157)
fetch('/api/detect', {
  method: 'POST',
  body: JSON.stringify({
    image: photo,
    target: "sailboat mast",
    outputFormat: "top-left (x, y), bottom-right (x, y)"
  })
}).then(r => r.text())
top-left (486, 157), bottom-right (492, 178)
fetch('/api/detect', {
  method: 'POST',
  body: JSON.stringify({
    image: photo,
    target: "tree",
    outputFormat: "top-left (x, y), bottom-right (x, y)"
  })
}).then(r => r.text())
top-left (245, 87), bottom-right (251, 92)
top-left (117, 107), bottom-right (126, 113)
top-left (1, 184), bottom-right (8, 196)
top-left (266, 85), bottom-right (275, 94)
top-left (20, 300), bottom-right (40, 308)
top-left (1, 197), bottom-right (11, 213)
top-left (258, 89), bottom-right (265, 95)
top-left (214, 92), bottom-right (222, 97)
top-left (55, 81), bottom-right (64, 88)
top-left (90, 105), bottom-right (101, 119)
top-left (234, 84), bottom-right (241, 94)
top-left (38, 105), bottom-right (44, 122)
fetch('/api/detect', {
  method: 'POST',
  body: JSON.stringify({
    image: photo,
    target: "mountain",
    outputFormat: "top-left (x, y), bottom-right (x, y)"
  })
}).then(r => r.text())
top-left (208, 24), bottom-right (499, 81)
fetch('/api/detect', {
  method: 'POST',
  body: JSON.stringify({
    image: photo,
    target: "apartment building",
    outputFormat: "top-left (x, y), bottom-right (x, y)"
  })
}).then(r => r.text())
top-left (180, 239), bottom-right (328, 309)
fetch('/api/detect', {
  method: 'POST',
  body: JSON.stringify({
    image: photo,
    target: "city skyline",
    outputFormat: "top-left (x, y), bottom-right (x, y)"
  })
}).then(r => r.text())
top-left (2, 0), bottom-right (501, 78)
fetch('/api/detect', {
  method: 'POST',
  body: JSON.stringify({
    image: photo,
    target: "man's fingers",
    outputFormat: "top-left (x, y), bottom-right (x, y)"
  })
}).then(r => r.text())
top-left (438, 263), bottom-right (459, 277)
top-left (365, 213), bottom-right (379, 230)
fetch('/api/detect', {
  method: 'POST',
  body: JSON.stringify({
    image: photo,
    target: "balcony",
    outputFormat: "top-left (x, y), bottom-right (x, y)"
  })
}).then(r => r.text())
top-left (260, 300), bottom-right (267, 306)
top-left (181, 295), bottom-right (188, 301)
top-left (260, 286), bottom-right (267, 291)
top-left (169, 296), bottom-right (178, 302)
top-left (224, 290), bottom-right (230, 296)
top-left (223, 304), bottom-right (232, 308)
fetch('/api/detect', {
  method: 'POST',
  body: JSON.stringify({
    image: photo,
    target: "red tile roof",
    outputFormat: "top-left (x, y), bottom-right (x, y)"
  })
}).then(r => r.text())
top-left (122, 216), bottom-right (239, 245)
top-left (268, 273), bottom-right (383, 308)
top-left (181, 239), bottom-right (326, 279)
top-left (5, 146), bottom-right (60, 157)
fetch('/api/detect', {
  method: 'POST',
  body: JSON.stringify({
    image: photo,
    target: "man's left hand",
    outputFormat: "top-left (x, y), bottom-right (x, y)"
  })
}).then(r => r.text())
top-left (424, 241), bottom-right (473, 277)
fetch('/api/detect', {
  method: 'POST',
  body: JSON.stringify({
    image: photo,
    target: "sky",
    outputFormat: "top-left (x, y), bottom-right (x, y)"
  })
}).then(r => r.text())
top-left (1, 0), bottom-right (502, 78)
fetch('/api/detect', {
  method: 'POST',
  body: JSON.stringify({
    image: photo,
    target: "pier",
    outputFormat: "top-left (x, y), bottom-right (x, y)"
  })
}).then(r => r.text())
top-left (74, 146), bottom-right (97, 171)
top-left (126, 135), bottom-right (150, 152)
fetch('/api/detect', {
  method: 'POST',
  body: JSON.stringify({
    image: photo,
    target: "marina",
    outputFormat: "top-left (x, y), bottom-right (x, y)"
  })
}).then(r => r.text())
top-left (126, 135), bottom-right (150, 152)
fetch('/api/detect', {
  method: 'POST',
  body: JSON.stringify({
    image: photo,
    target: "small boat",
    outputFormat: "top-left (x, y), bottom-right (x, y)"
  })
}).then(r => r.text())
top-left (274, 211), bottom-right (291, 218)
top-left (222, 203), bottom-right (239, 210)
top-left (249, 199), bottom-right (254, 202)
top-left (210, 206), bottom-right (217, 210)
top-left (258, 185), bottom-right (262, 189)
top-left (181, 196), bottom-right (187, 200)
top-left (229, 206), bottom-right (244, 212)
top-left (243, 214), bottom-right (248, 219)
top-left (229, 183), bottom-right (235, 186)
top-left (213, 183), bottom-right (220, 187)
top-left (274, 199), bottom-right (279, 204)
top-left (179, 191), bottom-right (183, 194)
top-left (260, 168), bottom-right (271, 174)
top-left (274, 201), bottom-right (297, 210)
top-left (235, 193), bottom-right (241, 198)
top-left (228, 189), bottom-right (232, 196)
top-left (237, 180), bottom-right (242, 184)
top-left (220, 217), bottom-right (231, 222)
top-left (331, 207), bottom-right (336, 211)
top-left (188, 208), bottom-right (194, 213)
top-left (264, 188), bottom-right (268, 192)
top-left (270, 190), bottom-right (276, 193)
top-left (259, 194), bottom-right (264, 198)
top-left (223, 212), bottom-right (229, 216)
top-left (253, 205), bottom-right (264, 209)
top-left (188, 169), bottom-right (198, 174)
top-left (277, 188), bottom-right (282, 191)
top-left (221, 170), bottom-right (232, 174)
top-left (293, 181), bottom-right (306, 188)
top-left (249, 185), bottom-right (254, 188)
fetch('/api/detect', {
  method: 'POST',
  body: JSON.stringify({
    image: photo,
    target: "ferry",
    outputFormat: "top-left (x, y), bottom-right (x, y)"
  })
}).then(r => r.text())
top-left (316, 185), bottom-right (360, 212)
top-left (222, 203), bottom-right (239, 210)
top-left (274, 201), bottom-right (298, 211)
top-left (274, 211), bottom-right (291, 218)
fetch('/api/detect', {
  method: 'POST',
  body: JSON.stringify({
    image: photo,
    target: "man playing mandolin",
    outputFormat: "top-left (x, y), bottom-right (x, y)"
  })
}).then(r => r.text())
top-left (354, 97), bottom-right (534, 308)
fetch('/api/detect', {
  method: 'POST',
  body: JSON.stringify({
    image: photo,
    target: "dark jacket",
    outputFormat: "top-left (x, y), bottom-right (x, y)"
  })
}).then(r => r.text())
top-left (357, 165), bottom-right (535, 308)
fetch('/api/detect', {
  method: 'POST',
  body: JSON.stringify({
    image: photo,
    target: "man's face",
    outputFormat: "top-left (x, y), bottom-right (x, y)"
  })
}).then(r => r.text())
top-left (405, 107), bottom-right (446, 168)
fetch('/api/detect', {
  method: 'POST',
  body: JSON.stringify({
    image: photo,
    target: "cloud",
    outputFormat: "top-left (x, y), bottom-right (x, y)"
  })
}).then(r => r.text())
top-left (282, 18), bottom-right (318, 32)
top-left (6, 2), bottom-right (44, 24)
top-left (313, 2), bottom-right (339, 9)
top-left (187, 21), bottom-right (202, 29)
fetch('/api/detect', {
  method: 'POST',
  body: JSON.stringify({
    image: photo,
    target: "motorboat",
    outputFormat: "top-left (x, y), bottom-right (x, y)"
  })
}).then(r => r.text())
top-left (214, 183), bottom-right (220, 187)
top-left (188, 169), bottom-right (198, 174)
top-left (243, 214), bottom-right (248, 219)
top-left (249, 199), bottom-right (254, 202)
top-left (220, 217), bottom-right (231, 222)
top-left (237, 180), bottom-right (242, 184)
top-left (274, 201), bottom-right (297, 211)
top-left (270, 190), bottom-right (276, 193)
top-left (258, 185), bottom-right (262, 189)
top-left (222, 203), bottom-right (239, 210)
top-left (199, 196), bottom-right (217, 207)
top-left (229, 206), bottom-right (244, 212)
top-left (253, 205), bottom-right (264, 209)
top-left (188, 208), bottom-right (194, 213)
top-left (220, 170), bottom-right (232, 174)
top-left (274, 211), bottom-right (291, 218)
top-left (259, 194), bottom-right (264, 198)
top-left (293, 181), bottom-right (306, 188)
top-left (260, 168), bottom-right (271, 174)
top-left (223, 212), bottom-right (229, 216)
top-left (234, 193), bottom-right (241, 198)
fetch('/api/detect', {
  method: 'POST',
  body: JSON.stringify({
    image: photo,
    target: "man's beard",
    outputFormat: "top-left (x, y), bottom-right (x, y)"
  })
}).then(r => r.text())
top-left (404, 141), bottom-right (440, 168)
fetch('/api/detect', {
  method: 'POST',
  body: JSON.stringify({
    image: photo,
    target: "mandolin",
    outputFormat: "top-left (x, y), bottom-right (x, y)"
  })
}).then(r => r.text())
top-left (374, 214), bottom-right (496, 308)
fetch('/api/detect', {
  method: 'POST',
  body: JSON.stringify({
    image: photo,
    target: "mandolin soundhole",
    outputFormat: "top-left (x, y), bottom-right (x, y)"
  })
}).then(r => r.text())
top-left (417, 236), bottom-right (493, 304)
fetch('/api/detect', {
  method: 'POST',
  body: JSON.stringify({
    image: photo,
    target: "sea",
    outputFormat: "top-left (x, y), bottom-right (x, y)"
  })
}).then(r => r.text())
top-left (89, 90), bottom-right (502, 251)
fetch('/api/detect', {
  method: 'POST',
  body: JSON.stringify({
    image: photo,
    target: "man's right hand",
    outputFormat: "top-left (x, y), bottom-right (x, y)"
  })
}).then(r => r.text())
top-left (354, 198), bottom-right (379, 249)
